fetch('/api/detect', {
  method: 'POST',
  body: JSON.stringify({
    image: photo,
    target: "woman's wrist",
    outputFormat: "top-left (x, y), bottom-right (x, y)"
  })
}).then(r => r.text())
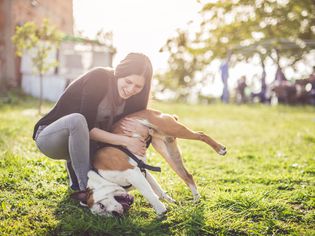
top-left (90, 128), bottom-right (129, 146)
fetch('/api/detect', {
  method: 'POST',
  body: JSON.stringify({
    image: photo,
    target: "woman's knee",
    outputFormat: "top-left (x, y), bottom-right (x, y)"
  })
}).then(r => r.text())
top-left (68, 113), bottom-right (88, 130)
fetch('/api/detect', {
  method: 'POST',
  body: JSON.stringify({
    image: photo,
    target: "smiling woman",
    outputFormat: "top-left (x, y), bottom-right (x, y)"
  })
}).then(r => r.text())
top-left (117, 75), bottom-right (145, 99)
top-left (32, 52), bottom-right (153, 194)
top-left (115, 52), bottom-right (152, 102)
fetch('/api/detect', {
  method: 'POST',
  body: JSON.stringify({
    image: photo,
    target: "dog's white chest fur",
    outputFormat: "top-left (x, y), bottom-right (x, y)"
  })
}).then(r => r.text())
top-left (96, 168), bottom-right (137, 187)
top-left (96, 154), bottom-right (146, 187)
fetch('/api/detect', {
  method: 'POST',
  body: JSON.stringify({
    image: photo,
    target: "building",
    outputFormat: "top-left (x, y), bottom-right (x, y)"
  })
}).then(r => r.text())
top-left (0, 0), bottom-right (73, 88)
top-left (0, 0), bottom-right (114, 101)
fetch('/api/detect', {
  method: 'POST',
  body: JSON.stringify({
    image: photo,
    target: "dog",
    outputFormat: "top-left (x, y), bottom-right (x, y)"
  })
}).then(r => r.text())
top-left (72, 109), bottom-right (226, 217)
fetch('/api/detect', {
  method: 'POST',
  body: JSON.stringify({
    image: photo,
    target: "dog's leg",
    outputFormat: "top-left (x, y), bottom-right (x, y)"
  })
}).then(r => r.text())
top-left (151, 114), bottom-right (227, 155)
top-left (145, 172), bottom-right (176, 203)
top-left (151, 136), bottom-right (200, 201)
top-left (125, 168), bottom-right (167, 216)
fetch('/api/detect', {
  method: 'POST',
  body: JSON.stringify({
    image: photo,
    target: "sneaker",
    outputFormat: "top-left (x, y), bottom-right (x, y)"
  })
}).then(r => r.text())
top-left (71, 185), bottom-right (80, 191)
top-left (65, 161), bottom-right (80, 191)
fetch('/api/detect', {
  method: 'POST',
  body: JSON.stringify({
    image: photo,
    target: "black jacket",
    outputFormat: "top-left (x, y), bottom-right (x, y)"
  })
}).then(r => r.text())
top-left (32, 67), bottom-right (117, 140)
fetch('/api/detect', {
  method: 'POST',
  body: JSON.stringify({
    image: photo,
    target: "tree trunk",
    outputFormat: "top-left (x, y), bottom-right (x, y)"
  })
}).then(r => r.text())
top-left (39, 73), bottom-right (43, 115)
top-left (260, 55), bottom-right (267, 103)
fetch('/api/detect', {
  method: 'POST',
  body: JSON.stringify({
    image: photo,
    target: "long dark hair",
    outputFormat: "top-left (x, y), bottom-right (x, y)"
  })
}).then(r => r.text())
top-left (114, 53), bottom-right (153, 120)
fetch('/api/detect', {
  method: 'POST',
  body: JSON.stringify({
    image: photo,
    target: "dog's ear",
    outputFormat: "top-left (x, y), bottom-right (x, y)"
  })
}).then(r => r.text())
top-left (70, 190), bottom-right (87, 202)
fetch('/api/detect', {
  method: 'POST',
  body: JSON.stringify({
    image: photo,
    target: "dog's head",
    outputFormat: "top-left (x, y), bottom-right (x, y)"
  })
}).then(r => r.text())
top-left (88, 190), bottom-right (134, 217)
top-left (71, 171), bottom-right (133, 217)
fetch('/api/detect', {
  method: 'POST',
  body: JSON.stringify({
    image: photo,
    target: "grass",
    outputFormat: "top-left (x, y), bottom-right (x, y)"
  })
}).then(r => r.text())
top-left (0, 94), bottom-right (314, 235)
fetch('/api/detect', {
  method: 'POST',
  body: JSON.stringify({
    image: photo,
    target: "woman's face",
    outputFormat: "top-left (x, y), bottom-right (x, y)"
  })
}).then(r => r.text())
top-left (117, 74), bottom-right (145, 99)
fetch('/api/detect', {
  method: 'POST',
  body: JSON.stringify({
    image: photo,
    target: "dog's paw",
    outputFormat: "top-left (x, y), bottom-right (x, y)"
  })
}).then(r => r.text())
top-left (156, 209), bottom-right (168, 220)
top-left (218, 146), bottom-right (227, 156)
top-left (193, 193), bottom-right (201, 202)
top-left (155, 202), bottom-right (167, 217)
top-left (162, 193), bottom-right (176, 203)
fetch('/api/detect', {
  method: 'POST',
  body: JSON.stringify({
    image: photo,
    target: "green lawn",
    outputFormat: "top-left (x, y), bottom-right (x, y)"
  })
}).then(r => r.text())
top-left (0, 95), bottom-right (314, 235)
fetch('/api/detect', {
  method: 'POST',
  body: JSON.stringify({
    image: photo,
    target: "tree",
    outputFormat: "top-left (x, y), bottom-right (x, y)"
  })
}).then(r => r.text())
top-left (196, 0), bottom-right (315, 75)
top-left (160, 0), bottom-right (315, 101)
top-left (95, 29), bottom-right (116, 55)
top-left (158, 29), bottom-right (205, 102)
top-left (12, 19), bottom-right (63, 114)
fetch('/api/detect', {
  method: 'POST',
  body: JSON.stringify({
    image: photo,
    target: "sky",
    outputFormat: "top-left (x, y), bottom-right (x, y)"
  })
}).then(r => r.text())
top-left (73, 0), bottom-right (200, 72)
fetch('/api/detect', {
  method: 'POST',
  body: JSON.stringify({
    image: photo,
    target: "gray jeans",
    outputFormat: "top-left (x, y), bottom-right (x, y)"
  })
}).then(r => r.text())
top-left (35, 113), bottom-right (90, 190)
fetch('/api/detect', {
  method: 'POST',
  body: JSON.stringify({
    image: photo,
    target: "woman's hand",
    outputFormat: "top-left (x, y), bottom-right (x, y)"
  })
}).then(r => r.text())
top-left (124, 136), bottom-right (146, 156)
top-left (89, 128), bottom-right (146, 156)
top-left (121, 118), bottom-right (149, 138)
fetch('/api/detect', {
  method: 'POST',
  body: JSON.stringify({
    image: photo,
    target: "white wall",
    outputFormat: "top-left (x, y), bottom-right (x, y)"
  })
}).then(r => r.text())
top-left (22, 75), bottom-right (67, 102)
top-left (20, 42), bottom-right (112, 102)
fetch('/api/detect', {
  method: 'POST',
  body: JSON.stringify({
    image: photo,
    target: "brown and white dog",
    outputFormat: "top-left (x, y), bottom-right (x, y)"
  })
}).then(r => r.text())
top-left (73, 109), bottom-right (226, 217)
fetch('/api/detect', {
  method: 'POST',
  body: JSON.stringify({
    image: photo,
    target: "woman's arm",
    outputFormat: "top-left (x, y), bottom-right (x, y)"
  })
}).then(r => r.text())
top-left (89, 128), bottom-right (146, 156)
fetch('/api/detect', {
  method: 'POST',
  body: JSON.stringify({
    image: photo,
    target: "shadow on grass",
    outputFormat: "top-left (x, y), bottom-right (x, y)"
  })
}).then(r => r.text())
top-left (49, 193), bottom-right (210, 235)
top-left (49, 192), bottom-right (172, 235)
top-left (181, 202), bottom-right (207, 235)
top-left (162, 198), bottom-right (208, 235)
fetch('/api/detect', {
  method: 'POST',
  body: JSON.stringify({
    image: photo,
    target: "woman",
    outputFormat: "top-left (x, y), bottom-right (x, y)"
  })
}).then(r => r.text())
top-left (33, 52), bottom-right (152, 192)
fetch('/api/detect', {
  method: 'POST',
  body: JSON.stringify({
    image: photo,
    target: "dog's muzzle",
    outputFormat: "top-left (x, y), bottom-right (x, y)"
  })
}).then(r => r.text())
top-left (114, 194), bottom-right (134, 212)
